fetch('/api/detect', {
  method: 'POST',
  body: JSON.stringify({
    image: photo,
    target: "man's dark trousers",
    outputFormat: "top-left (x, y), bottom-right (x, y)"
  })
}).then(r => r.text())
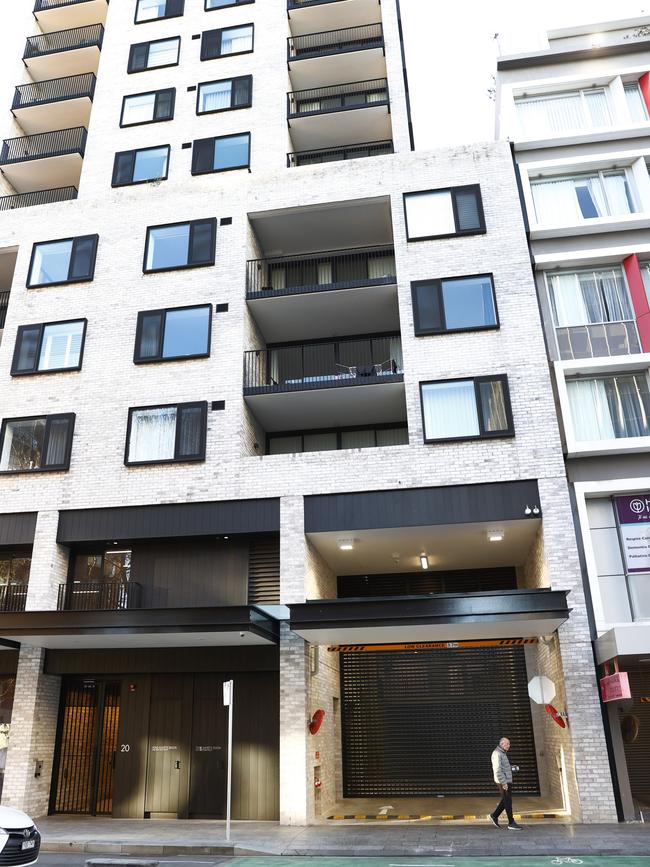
top-left (492, 782), bottom-right (514, 824)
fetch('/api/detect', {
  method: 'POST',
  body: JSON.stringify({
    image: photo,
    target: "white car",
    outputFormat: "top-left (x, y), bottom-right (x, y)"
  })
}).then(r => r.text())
top-left (0, 806), bottom-right (40, 865)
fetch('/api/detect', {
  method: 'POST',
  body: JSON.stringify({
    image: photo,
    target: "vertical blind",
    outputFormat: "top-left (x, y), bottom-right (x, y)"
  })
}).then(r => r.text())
top-left (532, 172), bottom-right (635, 224)
top-left (568, 374), bottom-right (650, 441)
top-left (548, 269), bottom-right (634, 327)
top-left (516, 88), bottom-right (610, 136)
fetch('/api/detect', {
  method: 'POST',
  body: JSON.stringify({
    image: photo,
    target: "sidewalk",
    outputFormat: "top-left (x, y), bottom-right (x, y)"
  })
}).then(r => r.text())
top-left (36, 816), bottom-right (650, 858)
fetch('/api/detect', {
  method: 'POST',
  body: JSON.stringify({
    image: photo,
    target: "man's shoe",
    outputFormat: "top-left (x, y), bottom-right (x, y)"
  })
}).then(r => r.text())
top-left (488, 813), bottom-right (501, 828)
top-left (507, 822), bottom-right (523, 830)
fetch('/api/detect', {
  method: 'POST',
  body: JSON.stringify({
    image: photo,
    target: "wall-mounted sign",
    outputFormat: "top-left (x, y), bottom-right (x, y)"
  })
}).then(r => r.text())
top-left (600, 671), bottom-right (631, 703)
top-left (615, 494), bottom-right (650, 573)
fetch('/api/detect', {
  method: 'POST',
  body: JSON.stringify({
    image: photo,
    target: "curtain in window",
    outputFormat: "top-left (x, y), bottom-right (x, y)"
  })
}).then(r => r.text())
top-left (148, 39), bottom-right (178, 67)
top-left (603, 173), bottom-right (634, 215)
top-left (550, 270), bottom-right (632, 326)
top-left (479, 380), bottom-right (508, 432)
top-left (389, 337), bottom-right (403, 372)
top-left (341, 430), bottom-right (376, 449)
top-left (604, 375), bottom-right (650, 438)
top-left (39, 322), bottom-right (83, 370)
top-left (584, 90), bottom-right (610, 126)
top-left (367, 254), bottom-right (395, 280)
top-left (200, 81), bottom-right (232, 112)
top-left (129, 407), bottom-right (176, 462)
top-left (221, 27), bottom-right (252, 54)
top-left (45, 418), bottom-right (70, 466)
top-left (123, 94), bottom-right (155, 125)
top-left (573, 176), bottom-right (607, 218)
top-left (269, 436), bottom-right (301, 455)
top-left (549, 273), bottom-right (589, 326)
top-left (567, 379), bottom-right (615, 441)
top-left (641, 263), bottom-right (650, 307)
top-left (624, 83), bottom-right (648, 122)
top-left (178, 406), bottom-right (203, 457)
top-left (516, 93), bottom-right (584, 135)
top-left (376, 427), bottom-right (409, 446)
top-left (531, 179), bottom-right (583, 223)
top-left (422, 381), bottom-right (479, 440)
top-left (137, 0), bottom-right (166, 21)
top-left (303, 432), bottom-right (337, 452)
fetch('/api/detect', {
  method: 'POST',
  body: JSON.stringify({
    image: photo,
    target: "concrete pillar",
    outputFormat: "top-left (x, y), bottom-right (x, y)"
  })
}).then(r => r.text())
top-left (1, 646), bottom-right (60, 817)
top-left (606, 702), bottom-right (635, 820)
top-left (25, 510), bottom-right (69, 612)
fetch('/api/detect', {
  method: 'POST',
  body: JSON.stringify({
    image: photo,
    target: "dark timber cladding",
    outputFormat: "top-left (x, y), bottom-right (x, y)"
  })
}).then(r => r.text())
top-left (0, 512), bottom-right (37, 546)
top-left (305, 480), bottom-right (541, 532)
top-left (57, 498), bottom-right (280, 543)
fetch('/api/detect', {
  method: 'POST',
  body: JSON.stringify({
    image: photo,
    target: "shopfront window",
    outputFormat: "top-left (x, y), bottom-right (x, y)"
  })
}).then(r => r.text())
top-left (0, 676), bottom-right (16, 799)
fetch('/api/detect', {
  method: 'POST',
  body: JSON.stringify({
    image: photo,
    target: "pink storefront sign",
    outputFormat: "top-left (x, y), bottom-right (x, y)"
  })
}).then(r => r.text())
top-left (600, 671), bottom-right (631, 703)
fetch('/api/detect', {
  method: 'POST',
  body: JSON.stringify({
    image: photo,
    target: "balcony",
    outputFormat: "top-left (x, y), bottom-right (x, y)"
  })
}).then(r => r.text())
top-left (33, 0), bottom-right (108, 33)
top-left (0, 186), bottom-right (78, 212)
top-left (246, 245), bottom-right (398, 342)
top-left (287, 0), bottom-right (382, 36)
top-left (12, 73), bottom-right (95, 135)
top-left (288, 24), bottom-right (385, 89)
top-left (288, 78), bottom-right (390, 151)
top-left (23, 24), bottom-right (104, 81)
top-left (556, 322), bottom-right (641, 361)
top-left (288, 139), bottom-right (392, 167)
top-left (243, 333), bottom-right (405, 431)
top-left (0, 584), bottom-right (28, 613)
top-left (57, 581), bottom-right (142, 611)
top-left (0, 127), bottom-right (86, 193)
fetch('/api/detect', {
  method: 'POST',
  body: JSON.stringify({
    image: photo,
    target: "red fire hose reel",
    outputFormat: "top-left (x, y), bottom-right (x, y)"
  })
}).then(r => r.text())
top-left (309, 709), bottom-right (325, 734)
top-left (545, 703), bottom-right (566, 728)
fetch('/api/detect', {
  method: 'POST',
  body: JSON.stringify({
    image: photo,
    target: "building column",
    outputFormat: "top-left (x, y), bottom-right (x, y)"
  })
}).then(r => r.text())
top-left (538, 476), bottom-right (618, 823)
top-left (1, 646), bottom-right (60, 817)
top-left (279, 495), bottom-right (312, 825)
top-left (25, 510), bottom-right (69, 612)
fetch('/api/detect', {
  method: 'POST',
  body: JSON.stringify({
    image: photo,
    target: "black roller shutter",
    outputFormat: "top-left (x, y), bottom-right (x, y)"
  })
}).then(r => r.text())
top-left (341, 645), bottom-right (539, 797)
top-left (622, 667), bottom-right (650, 805)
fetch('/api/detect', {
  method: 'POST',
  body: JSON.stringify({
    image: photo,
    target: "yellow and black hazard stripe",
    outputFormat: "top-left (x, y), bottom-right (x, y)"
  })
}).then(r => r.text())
top-left (328, 638), bottom-right (538, 653)
top-left (327, 811), bottom-right (562, 821)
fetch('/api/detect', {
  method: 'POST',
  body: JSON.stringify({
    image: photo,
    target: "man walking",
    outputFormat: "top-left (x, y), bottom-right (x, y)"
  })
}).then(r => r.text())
top-left (488, 737), bottom-right (523, 830)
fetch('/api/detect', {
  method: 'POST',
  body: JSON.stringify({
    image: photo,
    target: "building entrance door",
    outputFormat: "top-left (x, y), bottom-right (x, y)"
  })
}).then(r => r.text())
top-left (144, 675), bottom-right (190, 817)
top-left (188, 674), bottom-right (228, 817)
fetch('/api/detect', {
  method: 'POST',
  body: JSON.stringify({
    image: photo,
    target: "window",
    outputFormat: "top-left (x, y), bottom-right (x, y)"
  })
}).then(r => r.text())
top-left (0, 414), bottom-right (75, 472)
top-left (120, 88), bottom-right (175, 126)
top-left (268, 426), bottom-right (408, 454)
top-left (206, 0), bottom-right (254, 8)
top-left (420, 376), bottom-right (513, 442)
top-left (624, 82), bottom-right (648, 122)
top-left (531, 170), bottom-right (637, 224)
top-left (197, 76), bottom-right (252, 114)
top-left (128, 37), bottom-right (180, 73)
top-left (27, 235), bottom-right (98, 288)
top-left (403, 186), bottom-right (485, 241)
top-left (143, 219), bottom-right (216, 272)
top-left (191, 133), bottom-right (250, 174)
top-left (112, 145), bottom-right (170, 186)
top-left (411, 274), bottom-right (497, 335)
top-left (640, 262), bottom-right (650, 308)
top-left (135, 0), bottom-right (184, 22)
top-left (515, 88), bottom-right (611, 137)
top-left (135, 304), bottom-right (211, 362)
top-left (125, 402), bottom-right (207, 465)
top-left (567, 373), bottom-right (650, 441)
top-left (12, 320), bottom-right (86, 376)
top-left (201, 25), bottom-right (254, 60)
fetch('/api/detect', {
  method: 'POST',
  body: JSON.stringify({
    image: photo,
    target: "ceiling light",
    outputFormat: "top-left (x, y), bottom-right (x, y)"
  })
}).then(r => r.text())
top-left (338, 539), bottom-right (354, 551)
top-left (420, 553), bottom-right (429, 570)
top-left (488, 530), bottom-right (504, 543)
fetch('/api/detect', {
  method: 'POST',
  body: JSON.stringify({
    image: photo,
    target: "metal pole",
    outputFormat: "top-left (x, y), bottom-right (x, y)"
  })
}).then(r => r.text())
top-left (225, 680), bottom-right (233, 841)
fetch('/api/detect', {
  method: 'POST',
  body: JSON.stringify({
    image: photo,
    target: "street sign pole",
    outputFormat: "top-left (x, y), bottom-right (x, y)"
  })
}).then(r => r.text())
top-left (223, 679), bottom-right (234, 841)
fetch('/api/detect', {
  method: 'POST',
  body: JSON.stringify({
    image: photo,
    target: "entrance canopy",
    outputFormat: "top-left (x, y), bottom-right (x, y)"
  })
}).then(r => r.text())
top-left (289, 589), bottom-right (570, 645)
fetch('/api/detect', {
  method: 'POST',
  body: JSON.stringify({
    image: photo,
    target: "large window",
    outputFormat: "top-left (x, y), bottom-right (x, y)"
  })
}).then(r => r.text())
top-left (135, 304), bottom-right (212, 362)
top-left (128, 37), bottom-right (181, 73)
top-left (125, 402), bottom-right (207, 465)
top-left (191, 133), bottom-right (250, 174)
top-left (135, 0), bottom-right (184, 22)
top-left (567, 373), bottom-right (650, 441)
top-left (27, 235), bottom-right (98, 288)
top-left (624, 82), bottom-right (648, 122)
top-left (201, 25), bottom-right (254, 60)
top-left (120, 89), bottom-right (175, 126)
top-left (197, 76), bottom-right (252, 114)
top-left (112, 146), bottom-right (170, 186)
top-left (411, 274), bottom-right (497, 335)
top-left (403, 186), bottom-right (485, 241)
top-left (0, 414), bottom-right (75, 473)
top-left (12, 320), bottom-right (86, 376)
top-left (143, 219), bottom-right (216, 272)
top-left (640, 262), bottom-right (650, 308)
top-left (531, 170), bottom-right (637, 224)
top-left (269, 426), bottom-right (408, 455)
top-left (420, 376), bottom-right (513, 442)
top-left (206, 0), bottom-right (254, 8)
top-left (515, 88), bottom-right (610, 137)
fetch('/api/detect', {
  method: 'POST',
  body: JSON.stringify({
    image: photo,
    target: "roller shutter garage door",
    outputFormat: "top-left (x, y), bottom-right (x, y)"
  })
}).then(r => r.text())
top-left (341, 645), bottom-right (539, 797)
top-left (623, 667), bottom-right (650, 806)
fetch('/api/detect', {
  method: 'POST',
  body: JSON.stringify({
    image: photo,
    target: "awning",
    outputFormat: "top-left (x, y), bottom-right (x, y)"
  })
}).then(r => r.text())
top-left (289, 588), bottom-right (570, 645)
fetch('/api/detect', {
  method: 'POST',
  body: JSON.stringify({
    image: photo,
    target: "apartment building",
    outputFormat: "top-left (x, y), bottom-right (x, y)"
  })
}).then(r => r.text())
top-left (497, 15), bottom-right (650, 820)
top-left (0, 0), bottom-right (618, 827)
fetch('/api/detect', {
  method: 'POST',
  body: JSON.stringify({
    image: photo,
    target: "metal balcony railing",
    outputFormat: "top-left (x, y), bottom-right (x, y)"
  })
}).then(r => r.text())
top-left (288, 139), bottom-right (393, 167)
top-left (556, 322), bottom-right (641, 360)
top-left (13, 73), bottom-right (96, 110)
top-left (247, 245), bottom-right (396, 298)
top-left (288, 23), bottom-right (383, 60)
top-left (24, 23), bottom-right (104, 60)
top-left (34, 0), bottom-right (106, 9)
top-left (287, 78), bottom-right (388, 117)
top-left (57, 581), bottom-right (142, 611)
top-left (0, 291), bottom-right (10, 329)
top-left (0, 127), bottom-right (87, 164)
top-left (244, 334), bottom-right (403, 393)
top-left (0, 186), bottom-right (78, 212)
top-left (0, 584), bottom-right (28, 612)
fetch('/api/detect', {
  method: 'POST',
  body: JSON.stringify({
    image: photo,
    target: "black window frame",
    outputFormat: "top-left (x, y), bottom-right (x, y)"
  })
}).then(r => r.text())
top-left (128, 36), bottom-right (181, 74)
top-left (191, 132), bottom-right (251, 175)
top-left (27, 235), bottom-right (99, 289)
top-left (403, 184), bottom-right (486, 242)
top-left (267, 422), bottom-right (409, 455)
top-left (112, 144), bottom-right (171, 187)
top-left (0, 412), bottom-right (76, 474)
top-left (124, 401), bottom-right (208, 466)
top-left (419, 375), bottom-right (514, 444)
top-left (200, 24), bottom-right (255, 61)
top-left (134, 303), bottom-right (213, 363)
top-left (205, 0), bottom-right (254, 10)
top-left (411, 273), bottom-right (499, 336)
top-left (11, 318), bottom-right (88, 377)
top-left (196, 75), bottom-right (253, 115)
top-left (120, 88), bottom-right (176, 127)
top-left (142, 218), bottom-right (217, 273)
top-left (134, 0), bottom-right (185, 24)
